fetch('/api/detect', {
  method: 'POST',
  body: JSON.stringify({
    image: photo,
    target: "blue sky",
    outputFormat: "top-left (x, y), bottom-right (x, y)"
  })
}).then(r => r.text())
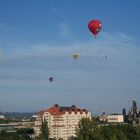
top-left (0, 0), bottom-right (140, 114)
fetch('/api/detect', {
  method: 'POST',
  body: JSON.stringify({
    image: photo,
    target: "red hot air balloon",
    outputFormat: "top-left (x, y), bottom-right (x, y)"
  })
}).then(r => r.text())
top-left (88, 20), bottom-right (102, 36)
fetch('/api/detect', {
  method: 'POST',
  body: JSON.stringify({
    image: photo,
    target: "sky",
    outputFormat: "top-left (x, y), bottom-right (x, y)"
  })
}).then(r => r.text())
top-left (0, 0), bottom-right (140, 114)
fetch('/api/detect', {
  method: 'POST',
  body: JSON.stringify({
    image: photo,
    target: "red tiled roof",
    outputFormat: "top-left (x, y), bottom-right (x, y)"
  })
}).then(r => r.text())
top-left (39, 104), bottom-right (89, 117)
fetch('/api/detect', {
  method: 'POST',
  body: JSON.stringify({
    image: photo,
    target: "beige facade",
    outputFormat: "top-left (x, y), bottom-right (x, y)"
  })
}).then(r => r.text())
top-left (107, 114), bottom-right (124, 123)
top-left (34, 104), bottom-right (91, 140)
top-left (34, 116), bottom-right (42, 136)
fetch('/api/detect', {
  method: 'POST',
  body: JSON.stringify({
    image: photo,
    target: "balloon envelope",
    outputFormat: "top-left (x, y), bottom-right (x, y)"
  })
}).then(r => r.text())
top-left (105, 55), bottom-right (108, 59)
top-left (73, 53), bottom-right (79, 60)
top-left (49, 77), bottom-right (54, 82)
top-left (88, 20), bottom-right (102, 36)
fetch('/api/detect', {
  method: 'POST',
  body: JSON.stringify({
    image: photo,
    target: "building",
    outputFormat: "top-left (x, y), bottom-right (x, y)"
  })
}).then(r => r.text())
top-left (107, 114), bottom-right (124, 123)
top-left (32, 115), bottom-right (38, 118)
top-left (34, 115), bottom-right (42, 136)
top-left (0, 115), bottom-right (5, 119)
top-left (99, 111), bottom-right (107, 122)
top-left (130, 99), bottom-right (139, 119)
top-left (34, 104), bottom-right (91, 140)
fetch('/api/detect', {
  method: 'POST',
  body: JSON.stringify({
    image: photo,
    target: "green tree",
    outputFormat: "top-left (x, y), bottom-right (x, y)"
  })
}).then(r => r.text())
top-left (110, 134), bottom-right (118, 140)
top-left (75, 118), bottom-right (100, 140)
top-left (0, 129), bottom-right (33, 140)
top-left (17, 128), bottom-right (33, 140)
top-left (40, 119), bottom-right (49, 140)
top-left (75, 118), bottom-right (140, 140)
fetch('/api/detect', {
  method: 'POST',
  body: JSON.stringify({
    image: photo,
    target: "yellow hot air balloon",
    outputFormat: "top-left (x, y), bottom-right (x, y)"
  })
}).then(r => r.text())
top-left (73, 53), bottom-right (79, 60)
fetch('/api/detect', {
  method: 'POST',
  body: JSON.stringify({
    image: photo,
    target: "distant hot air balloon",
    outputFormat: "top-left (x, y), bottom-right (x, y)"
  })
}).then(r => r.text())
top-left (73, 53), bottom-right (79, 60)
top-left (105, 55), bottom-right (108, 59)
top-left (88, 20), bottom-right (102, 36)
top-left (49, 77), bottom-right (54, 82)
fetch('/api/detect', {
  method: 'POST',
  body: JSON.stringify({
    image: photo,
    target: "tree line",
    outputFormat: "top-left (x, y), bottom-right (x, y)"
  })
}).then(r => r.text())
top-left (74, 118), bottom-right (140, 140)
top-left (0, 118), bottom-right (140, 140)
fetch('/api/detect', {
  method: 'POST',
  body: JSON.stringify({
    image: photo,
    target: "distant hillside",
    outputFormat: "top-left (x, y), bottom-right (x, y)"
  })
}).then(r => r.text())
top-left (0, 112), bottom-right (37, 119)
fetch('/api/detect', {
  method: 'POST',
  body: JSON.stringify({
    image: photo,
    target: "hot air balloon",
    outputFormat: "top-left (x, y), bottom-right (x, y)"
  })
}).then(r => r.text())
top-left (88, 20), bottom-right (102, 36)
top-left (105, 55), bottom-right (108, 59)
top-left (49, 77), bottom-right (54, 82)
top-left (73, 53), bottom-right (79, 60)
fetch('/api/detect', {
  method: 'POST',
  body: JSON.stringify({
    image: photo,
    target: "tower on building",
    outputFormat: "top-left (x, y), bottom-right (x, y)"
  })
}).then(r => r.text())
top-left (131, 98), bottom-right (138, 118)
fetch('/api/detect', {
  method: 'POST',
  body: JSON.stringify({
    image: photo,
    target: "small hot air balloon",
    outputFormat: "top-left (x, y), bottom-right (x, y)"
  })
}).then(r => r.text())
top-left (88, 20), bottom-right (102, 37)
top-left (73, 53), bottom-right (79, 60)
top-left (49, 77), bottom-right (54, 82)
top-left (105, 55), bottom-right (108, 59)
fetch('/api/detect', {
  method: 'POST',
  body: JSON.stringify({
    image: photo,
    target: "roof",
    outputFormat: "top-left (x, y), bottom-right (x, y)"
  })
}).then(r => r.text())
top-left (39, 104), bottom-right (89, 117)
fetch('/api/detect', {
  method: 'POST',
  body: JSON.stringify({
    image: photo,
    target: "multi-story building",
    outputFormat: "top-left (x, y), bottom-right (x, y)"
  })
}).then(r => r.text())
top-left (34, 104), bottom-right (91, 140)
top-left (34, 115), bottom-right (42, 136)
top-left (107, 114), bottom-right (124, 123)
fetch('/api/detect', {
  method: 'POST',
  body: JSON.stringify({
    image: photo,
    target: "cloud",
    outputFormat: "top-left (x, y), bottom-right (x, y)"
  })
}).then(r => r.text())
top-left (50, 7), bottom-right (71, 24)
top-left (0, 51), bottom-right (5, 59)
top-left (1, 32), bottom-right (139, 80)
top-left (0, 32), bottom-right (140, 90)
top-left (50, 8), bottom-right (72, 39)
top-left (6, 32), bottom-right (138, 58)
top-left (0, 32), bottom-right (140, 112)
top-left (0, 52), bottom-right (4, 57)
top-left (0, 23), bottom-right (15, 31)
top-left (58, 22), bottom-right (71, 38)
